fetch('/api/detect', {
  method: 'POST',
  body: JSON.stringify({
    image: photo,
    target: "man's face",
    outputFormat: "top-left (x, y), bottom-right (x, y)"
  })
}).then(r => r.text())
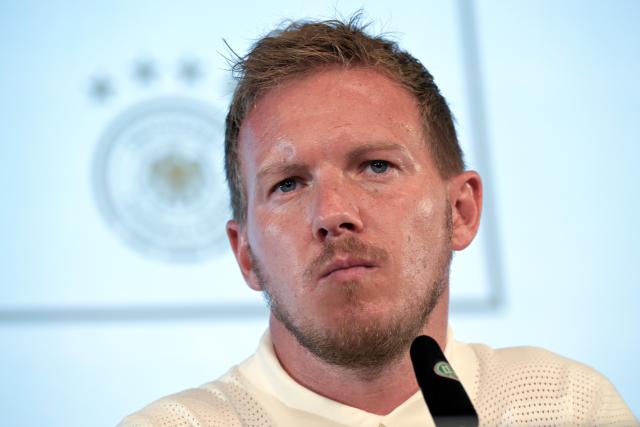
top-left (233, 67), bottom-right (453, 370)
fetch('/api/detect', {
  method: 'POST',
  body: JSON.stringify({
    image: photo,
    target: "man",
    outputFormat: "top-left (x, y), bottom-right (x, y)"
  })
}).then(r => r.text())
top-left (121, 16), bottom-right (637, 426)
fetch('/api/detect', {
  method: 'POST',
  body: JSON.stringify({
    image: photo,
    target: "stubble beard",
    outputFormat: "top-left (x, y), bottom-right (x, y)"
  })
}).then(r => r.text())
top-left (252, 208), bottom-right (453, 375)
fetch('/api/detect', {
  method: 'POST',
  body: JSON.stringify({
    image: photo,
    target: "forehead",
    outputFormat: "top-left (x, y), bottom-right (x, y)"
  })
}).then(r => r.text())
top-left (237, 67), bottom-right (427, 178)
top-left (244, 67), bottom-right (421, 135)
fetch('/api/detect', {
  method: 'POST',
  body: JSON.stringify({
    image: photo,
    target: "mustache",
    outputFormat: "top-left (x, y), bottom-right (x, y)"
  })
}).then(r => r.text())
top-left (303, 236), bottom-right (389, 281)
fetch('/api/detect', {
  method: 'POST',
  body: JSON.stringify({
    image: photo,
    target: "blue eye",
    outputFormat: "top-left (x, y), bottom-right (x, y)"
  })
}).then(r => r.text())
top-left (369, 160), bottom-right (389, 174)
top-left (276, 178), bottom-right (297, 193)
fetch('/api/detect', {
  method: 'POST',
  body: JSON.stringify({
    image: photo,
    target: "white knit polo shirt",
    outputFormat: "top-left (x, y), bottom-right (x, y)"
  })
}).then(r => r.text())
top-left (119, 330), bottom-right (637, 426)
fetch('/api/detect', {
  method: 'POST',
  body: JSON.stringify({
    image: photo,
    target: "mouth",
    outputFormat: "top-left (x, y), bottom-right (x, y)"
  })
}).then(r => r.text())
top-left (319, 257), bottom-right (377, 281)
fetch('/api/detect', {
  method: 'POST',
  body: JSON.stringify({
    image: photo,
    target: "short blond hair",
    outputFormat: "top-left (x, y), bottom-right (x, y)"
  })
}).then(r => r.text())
top-left (225, 14), bottom-right (464, 223)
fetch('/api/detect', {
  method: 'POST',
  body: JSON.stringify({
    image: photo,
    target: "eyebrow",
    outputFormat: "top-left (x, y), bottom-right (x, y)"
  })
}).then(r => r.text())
top-left (256, 142), bottom-right (411, 182)
top-left (256, 162), bottom-right (307, 182)
top-left (345, 142), bottom-right (411, 163)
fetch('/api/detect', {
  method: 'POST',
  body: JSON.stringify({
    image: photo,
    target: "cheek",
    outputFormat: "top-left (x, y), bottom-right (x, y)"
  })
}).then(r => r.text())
top-left (397, 195), bottom-right (438, 236)
top-left (417, 197), bottom-right (435, 216)
top-left (396, 196), bottom-right (447, 267)
top-left (250, 204), bottom-right (291, 245)
top-left (248, 207), bottom-right (309, 276)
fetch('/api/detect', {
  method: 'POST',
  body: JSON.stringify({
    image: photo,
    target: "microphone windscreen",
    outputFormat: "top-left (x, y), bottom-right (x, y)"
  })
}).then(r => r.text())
top-left (410, 335), bottom-right (478, 427)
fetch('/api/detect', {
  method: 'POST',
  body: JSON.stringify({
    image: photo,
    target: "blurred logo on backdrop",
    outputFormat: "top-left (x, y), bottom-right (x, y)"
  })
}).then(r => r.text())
top-left (89, 58), bottom-right (229, 262)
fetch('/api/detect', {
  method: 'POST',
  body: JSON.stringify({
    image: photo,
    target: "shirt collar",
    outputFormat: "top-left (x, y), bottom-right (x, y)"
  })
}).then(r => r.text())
top-left (237, 327), bottom-right (476, 427)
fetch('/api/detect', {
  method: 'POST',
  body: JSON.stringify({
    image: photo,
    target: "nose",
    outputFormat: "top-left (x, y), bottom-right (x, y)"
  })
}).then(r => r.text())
top-left (311, 183), bottom-right (364, 241)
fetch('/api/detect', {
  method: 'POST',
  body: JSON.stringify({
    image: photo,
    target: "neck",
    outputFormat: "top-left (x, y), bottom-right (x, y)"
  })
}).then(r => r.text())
top-left (269, 287), bottom-right (449, 415)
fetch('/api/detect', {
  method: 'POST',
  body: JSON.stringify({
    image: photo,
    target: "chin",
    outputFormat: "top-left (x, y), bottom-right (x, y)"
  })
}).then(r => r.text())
top-left (321, 299), bottom-right (394, 327)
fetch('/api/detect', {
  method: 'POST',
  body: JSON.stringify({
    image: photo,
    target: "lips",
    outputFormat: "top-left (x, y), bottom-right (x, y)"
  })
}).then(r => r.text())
top-left (319, 257), bottom-right (376, 280)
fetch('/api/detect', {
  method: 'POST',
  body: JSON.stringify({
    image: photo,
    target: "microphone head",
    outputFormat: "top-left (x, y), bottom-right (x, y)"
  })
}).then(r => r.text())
top-left (410, 335), bottom-right (478, 426)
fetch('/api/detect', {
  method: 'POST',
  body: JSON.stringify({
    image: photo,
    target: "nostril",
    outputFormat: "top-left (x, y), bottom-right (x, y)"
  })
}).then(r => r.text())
top-left (313, 215), bottom-right (362, 241)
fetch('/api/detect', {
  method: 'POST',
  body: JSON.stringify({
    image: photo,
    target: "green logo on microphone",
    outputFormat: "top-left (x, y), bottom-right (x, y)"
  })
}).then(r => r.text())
top-left (434, 361), bottom-right (459, 381)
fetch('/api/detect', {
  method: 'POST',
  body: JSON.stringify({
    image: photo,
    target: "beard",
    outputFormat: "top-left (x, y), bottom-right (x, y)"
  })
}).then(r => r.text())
top-left (251, 207), bottom-right (453, 374)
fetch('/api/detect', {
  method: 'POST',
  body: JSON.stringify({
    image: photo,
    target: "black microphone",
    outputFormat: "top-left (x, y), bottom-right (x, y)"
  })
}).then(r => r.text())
top-left (410, 335), bottom-right (478, 427)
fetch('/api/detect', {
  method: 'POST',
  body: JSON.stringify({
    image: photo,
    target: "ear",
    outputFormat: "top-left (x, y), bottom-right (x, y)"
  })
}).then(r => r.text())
top-left (447, 171), bottom-right (483, 251)
top-left (226, 219), bottom-right (263, 291)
